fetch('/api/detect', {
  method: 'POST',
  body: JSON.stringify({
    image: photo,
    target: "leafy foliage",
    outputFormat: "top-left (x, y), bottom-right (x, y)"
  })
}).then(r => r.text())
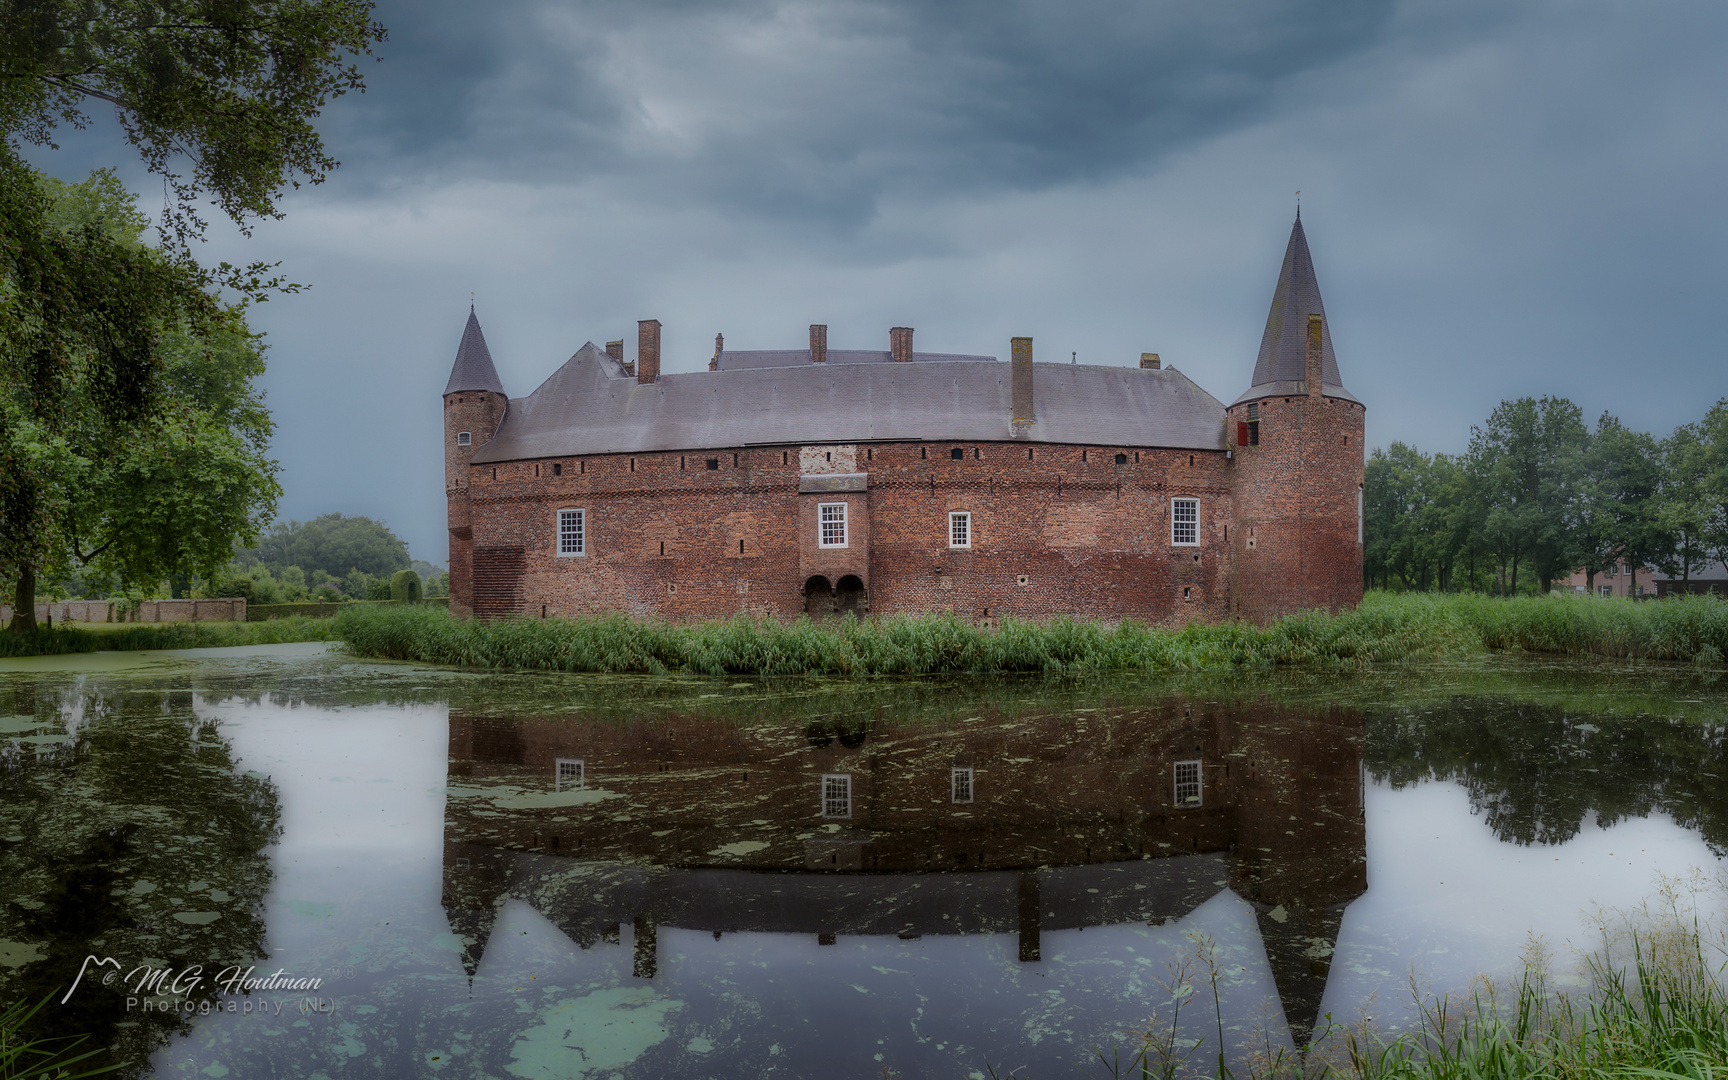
top-left (246, 514), bottom-right (411, 582)
top-left (2, 171), bottom-right (280, 630)
top-left (1366, 396), bottom-right (1728, 594)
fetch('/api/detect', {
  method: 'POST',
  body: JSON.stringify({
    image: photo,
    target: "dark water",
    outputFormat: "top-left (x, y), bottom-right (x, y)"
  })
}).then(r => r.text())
top-left (1, 645), bottom-right (1724, 1079)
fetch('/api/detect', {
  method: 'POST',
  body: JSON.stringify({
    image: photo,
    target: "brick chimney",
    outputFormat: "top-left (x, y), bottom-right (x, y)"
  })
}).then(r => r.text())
top-left (1140, 352), bottom-right (1161, 370)
top-left (890, 326), bottom-right (913, 363)
top-left (638, 319), bottom-right (661, 384)
top-left (1305, 314), bottom-right (1323, 399)
top-left (1011, 336), bottom-right (1034, 425)
top-left (810, 324), bottom-right (827, 364)
top-left (605, 340), bottom-right (624, 362)
top-left (710, 332), bottom-right (723, 372)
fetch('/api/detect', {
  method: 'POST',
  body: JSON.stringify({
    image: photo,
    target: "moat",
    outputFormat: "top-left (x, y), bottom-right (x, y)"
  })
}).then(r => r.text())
top-left (2, 645), bottom-right (1724, 1079)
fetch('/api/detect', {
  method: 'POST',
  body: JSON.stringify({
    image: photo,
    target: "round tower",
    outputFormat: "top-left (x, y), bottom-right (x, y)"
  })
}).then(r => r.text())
top-left (1226, 215), bottom-right (1365, 621)
top-left (443, 306), bottom-right (508, 618)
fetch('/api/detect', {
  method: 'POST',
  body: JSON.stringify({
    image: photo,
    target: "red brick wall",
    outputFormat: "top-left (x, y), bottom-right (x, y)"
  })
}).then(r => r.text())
top-left (444, 390), bottom-right (508, 617)
top-left (453, 441), bottom-right (1236, 624)
top-left (1226, 393), bottom-right (1365, 622)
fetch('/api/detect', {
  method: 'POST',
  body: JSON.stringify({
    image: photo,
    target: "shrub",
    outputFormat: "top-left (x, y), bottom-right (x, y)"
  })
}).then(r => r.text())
top-left (389, 569), bottom-right (421, 603)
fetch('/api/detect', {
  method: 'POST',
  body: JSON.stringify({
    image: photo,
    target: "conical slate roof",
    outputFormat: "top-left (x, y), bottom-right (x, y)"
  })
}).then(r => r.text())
top-left (444, 307), bottom-right (506, 396)
top-left (1234, 215), bottom-right (1357, 405)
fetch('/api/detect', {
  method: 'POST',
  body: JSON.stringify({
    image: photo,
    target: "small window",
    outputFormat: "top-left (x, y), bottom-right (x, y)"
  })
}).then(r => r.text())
top-left (949, 511), bottom-right (971, 549)
top-left (951, 767), bottom-right (974, 804)
top-left (950, 448), bottom-right (964, 460)
top-left (818, 503), bottom-right (848, 548)
top-left (557, 508), bottom-right (586, 556)
top-left (822, 774), bottom-right (852, 818)
top-left (1174, 760), bottom-right (1202, 807)
top-left (1172, 498), bottom-right (1199, 546)
top-left (556, 758), bottom-right (585, 791)
top-left (707, 458), bottom-right (719, 470)
top-left (457, 431), bottom-right (471, 446)
top-left (1114, 453), bottom-right (1127, 465)
top-left (1600, 585), bottom-right (1612, 597)
top-left (552, 463), bottom-right (562, 476)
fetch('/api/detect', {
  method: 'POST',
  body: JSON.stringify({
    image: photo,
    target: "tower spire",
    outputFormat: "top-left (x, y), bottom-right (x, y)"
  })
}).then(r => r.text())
top-left (444, 307), bottom-right (506, 396)
top-left (1235, 215), bottom-right (1353, 403)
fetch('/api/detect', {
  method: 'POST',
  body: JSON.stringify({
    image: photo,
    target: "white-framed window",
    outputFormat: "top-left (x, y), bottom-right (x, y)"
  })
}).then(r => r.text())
top-left (457, 431), bottom-right (472, 446)
top-left (555, 758), bottom-right (585, 791)
top-left (1172, 498), bottom-right (1199, 546)
top-left (819, 503), bottom-right (848, 548)
top-left (822, 773), bottom-right (852, 818)
top-left (557, 508), bottom-right (586, 556)
top-left (1174, 760), bottom-right (1202, 807)
top-left (949, 511), bottom-right (971, 549)
top-left (1600, 585), bottom-right (1612, 597)
top-left (951, 766), bottom-right (974, 804)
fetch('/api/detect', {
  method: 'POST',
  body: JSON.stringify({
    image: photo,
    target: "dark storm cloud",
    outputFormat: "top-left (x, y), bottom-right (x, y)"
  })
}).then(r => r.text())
top-left (335, 0), bottom-right (1418, 224)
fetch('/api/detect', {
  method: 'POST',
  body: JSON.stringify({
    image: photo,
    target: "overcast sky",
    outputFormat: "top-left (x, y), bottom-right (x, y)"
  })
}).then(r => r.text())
top-left (34, 0), bottom-right (1728, 565)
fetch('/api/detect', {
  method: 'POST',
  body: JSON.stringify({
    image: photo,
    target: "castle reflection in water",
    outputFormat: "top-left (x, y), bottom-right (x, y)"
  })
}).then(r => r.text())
top-left (442, 696), bottom-right (1365, 1041)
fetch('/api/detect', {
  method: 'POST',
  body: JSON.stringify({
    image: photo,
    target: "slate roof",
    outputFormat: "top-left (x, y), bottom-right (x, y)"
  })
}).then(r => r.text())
top-left (469, 343), bottom-right (1226, 463)
top-left (443, 308), bottom-right (506, 396)
top-left (1233, 215), bottom-right (1358, 406)
top-left (717, 348), bottom-right (997, 370)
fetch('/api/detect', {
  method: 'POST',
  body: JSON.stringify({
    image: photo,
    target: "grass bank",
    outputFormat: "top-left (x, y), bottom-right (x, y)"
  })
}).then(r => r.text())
top-left (0, 618), bottom-right (338, 659)
top-left (334, 592), bottom-right (1728, 676)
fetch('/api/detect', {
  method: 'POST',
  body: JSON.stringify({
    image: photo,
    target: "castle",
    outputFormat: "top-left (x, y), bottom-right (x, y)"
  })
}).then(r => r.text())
top-left (442, 215), bottom-right (1363, 623)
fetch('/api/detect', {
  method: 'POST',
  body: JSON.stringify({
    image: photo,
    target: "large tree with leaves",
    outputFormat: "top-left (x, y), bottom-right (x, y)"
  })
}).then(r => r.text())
top-left (0, 0), bottom-right (384, 631)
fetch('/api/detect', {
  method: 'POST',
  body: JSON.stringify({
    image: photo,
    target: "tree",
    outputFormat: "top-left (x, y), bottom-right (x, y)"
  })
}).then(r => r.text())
top-left (1653, 423), bottom-right (1712, 590)
top-left (1577, 413), bottom-right (1664, 593)
top-left (248, 514), bottom-right (410, 582)
top-left (4, 171), bottom-right (279, 630)
top-left (0, 0), bottom-right (383, 630)
top-left (1467, 397), bottom-right (1591, 595)
top-left (1697, 399), bottom-right (1728, 570)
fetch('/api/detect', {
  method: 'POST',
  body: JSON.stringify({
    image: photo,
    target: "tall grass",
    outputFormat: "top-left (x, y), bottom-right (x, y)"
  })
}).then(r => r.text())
top-left (0, 995), bottom-right (121, 1079)
top-left (334, 593), bottom-right (1728, 676)
top-left (0, 618), bottom-right (338, 658)
top-left (1072, 874), bottom-right (1728, 1080)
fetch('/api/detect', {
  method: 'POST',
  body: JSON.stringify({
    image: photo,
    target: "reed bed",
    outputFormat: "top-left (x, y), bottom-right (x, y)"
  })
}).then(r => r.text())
top-left (334, 592), bottom-right (1728, 676)
top-left (0, 617), bottom-right (338, 658)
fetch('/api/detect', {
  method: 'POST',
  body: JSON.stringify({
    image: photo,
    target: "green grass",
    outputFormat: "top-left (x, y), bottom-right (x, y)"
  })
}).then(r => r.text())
top-left (0, 617), bottom-right (338, 658)
top-left (1065, 878), bottom-right (1728, 1080)
top-left (333, 592), bottom-right (1728, 676)
top-left (0, 995), bottom-right (122, 1079)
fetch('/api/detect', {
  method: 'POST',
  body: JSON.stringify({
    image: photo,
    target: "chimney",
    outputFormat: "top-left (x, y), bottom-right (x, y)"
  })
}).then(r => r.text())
top-left (1011, 337), bottom-right (1034, 425)
top-left (1305, 314), bottom-right (1323, 399)
top-left (605, 340), bottom-right (624, 363)
top-left (1140, 352), bottom-right (1161, 370)
top-left (810, 324), bottom-right (827, 364)
top-left (710, 332), bottom-right (723, 372)
top-left (638, 319), bottom-right (661, 385)
top-left (890, 326), bottom-right (913, 363)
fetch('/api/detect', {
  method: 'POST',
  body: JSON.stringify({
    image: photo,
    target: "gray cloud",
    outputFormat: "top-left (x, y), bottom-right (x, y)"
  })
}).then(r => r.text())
top-left (332, 0), bottom-right (1419, 225)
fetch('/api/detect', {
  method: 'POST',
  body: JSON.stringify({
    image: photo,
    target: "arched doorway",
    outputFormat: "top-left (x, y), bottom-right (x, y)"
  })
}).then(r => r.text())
top-left (803, 575), bottom-right (833, 618)
top-left (835, 575), bottom-right (866, 618)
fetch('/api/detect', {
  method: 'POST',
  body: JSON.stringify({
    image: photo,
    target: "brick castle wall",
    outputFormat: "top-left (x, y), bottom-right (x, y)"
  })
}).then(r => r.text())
top-left (1225, 393), bottom-right (1365, 621)
top-left (453, 440), bottom-right (1235, 625)
top-left (445, 389), bottom-right (508, 618)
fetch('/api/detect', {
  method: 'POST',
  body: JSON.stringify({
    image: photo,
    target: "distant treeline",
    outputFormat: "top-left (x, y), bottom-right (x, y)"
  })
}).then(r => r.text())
top-left (48, 513), bottom-right (448, 604)
top-left (1365, 396), bottom-right (1728, 595)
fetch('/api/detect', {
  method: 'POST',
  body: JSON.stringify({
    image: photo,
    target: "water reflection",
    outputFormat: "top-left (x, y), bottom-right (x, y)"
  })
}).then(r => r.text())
top-left (0, 677), bottom-right (279, 1077)
top-left (1367, 699), bottom-right (1728, 851)
top-left (443, 698), bottom-right (1366, 1043)
top-left (2, 649), bottom-right (1723, 1080)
